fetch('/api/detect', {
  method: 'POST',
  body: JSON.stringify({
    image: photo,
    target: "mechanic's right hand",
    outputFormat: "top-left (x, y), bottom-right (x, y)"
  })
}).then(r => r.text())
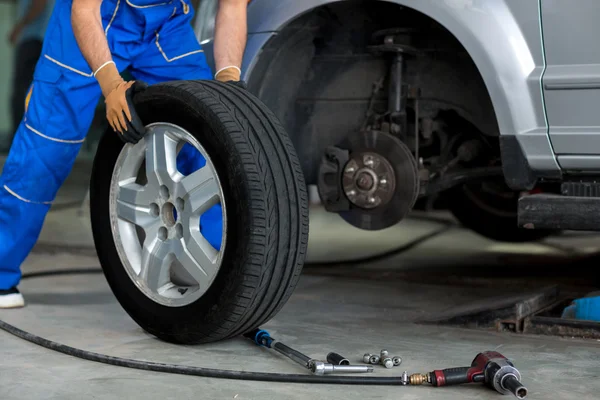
top-left (95, 61), bottom-right (147, 144)
top-left (120, 81), bottom-right (149, 144)
top-left (105, 80), bottom-right (135, 134)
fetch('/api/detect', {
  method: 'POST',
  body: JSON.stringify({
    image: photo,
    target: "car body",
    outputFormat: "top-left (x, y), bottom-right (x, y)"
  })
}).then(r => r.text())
top-left (193, 0), bottom-right (600, 239)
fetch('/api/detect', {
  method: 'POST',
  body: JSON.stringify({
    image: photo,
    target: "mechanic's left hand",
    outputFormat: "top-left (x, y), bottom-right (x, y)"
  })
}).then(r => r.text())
top-left (215, 66), bottom-right (246, 89)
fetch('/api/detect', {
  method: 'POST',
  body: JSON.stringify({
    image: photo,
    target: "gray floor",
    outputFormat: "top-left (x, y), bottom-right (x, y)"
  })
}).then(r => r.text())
top-left (1, 160), bottom-right (600, 399)
top-left (2, 203), bottom-right (600, 399)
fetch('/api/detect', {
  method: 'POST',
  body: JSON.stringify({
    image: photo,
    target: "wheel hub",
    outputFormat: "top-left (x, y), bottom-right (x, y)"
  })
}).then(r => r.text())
top-left (343, 152), bottom-right (396, 209)
top-left (109, 122), bottom-right (227, 307)
top-left (152, 186), bottom-right (185, 240)
top-left (160, 202), bottom-right (177, 227)
top-left (318, 130), bottom-right (420, 230)
top-left (356, 171), bottom-right (375, 191)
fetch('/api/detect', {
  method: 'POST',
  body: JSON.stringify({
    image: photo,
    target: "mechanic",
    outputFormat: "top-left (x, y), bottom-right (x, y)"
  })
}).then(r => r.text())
top-left (0, 0), bottom-right (249, 308)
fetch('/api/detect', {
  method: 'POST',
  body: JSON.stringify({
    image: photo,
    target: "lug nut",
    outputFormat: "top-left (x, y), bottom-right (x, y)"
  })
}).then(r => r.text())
top-left (363, 353), bottom-right (372, 364)
top-left (347, 190), bottom-right (356, 197)
top-left (380, 178), bottom-right (387, 185)
top-left (393, 356), bottom-right (402, 366)
top-left (368, 196), bottom-right (376, 204)
top-left (380, 349), bottom-right (389, 358)
top-left (369, 355), bottom-right (380, 365)
top-left (381, 357), bottom-right (394, 369)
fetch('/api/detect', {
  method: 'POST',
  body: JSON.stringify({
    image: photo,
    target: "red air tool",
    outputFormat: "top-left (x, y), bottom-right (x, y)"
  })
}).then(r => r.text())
top-left (409, 351), bottom-right (528, 399)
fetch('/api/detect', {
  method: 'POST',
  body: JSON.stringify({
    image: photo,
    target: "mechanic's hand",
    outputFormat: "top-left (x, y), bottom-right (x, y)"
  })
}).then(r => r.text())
top-left (215, 67), bottom-right (247, 90)
top-left (105, 80), bottom-right (135, 134)
top-left (95, 61), bottom-right (147, 144)
top-left (215, 66), bottom-right (242, 83)
top-left (120, 80), bottom-right (148, 144)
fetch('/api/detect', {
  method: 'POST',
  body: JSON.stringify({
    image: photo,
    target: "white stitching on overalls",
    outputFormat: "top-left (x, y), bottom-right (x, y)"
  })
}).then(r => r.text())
top-left (44, 55), bottom-right (93, 77)
top-left (105, 0), bottom-right (121, 35)
top-left (26, 123), bottom-right (86, 144)
top-left (126, 0), bottom-right (170, 8)
top-left (155, 31), bottom-right (203, 62)
top-left (4, 185), bottom-right (53, 205)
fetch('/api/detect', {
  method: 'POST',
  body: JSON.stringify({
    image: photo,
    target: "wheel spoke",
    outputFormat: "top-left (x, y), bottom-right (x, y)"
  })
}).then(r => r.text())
top-left (139, 236), bottom-right (173, 292)
top-left (117, 182), bottom-right (157, 229)
top-left (179, 167), bottom-right (221, 214)
top-left (145, 127), bottom-right (179, 188)
top-left (176, 229), bottom-right (219, 285)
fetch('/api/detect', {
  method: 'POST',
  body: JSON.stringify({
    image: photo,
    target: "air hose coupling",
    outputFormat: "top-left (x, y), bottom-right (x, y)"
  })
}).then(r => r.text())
top-left (409, 373), bottom-right (431, 385)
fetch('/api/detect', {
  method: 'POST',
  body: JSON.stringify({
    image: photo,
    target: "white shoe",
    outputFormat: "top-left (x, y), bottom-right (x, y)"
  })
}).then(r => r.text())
top-left (0, 287), bottom-right (25, 308)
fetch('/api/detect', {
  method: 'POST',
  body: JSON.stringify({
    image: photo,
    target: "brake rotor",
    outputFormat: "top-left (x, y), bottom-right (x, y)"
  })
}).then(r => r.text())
top-left (338, 130), bottom-right (420, 230)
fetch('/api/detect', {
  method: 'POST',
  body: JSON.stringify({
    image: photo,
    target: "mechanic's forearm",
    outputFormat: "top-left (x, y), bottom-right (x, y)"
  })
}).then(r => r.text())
top-left (18, 0), bottom-right (48, 26)
top-left (213, 0), bottom-right (248, 79)
top-left (72, 0), bottom-right (122, 96)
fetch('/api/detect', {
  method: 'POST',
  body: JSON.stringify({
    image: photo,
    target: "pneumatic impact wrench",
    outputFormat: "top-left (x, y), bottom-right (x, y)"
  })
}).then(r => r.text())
top-left (409, 351), bottom-right (528, 399)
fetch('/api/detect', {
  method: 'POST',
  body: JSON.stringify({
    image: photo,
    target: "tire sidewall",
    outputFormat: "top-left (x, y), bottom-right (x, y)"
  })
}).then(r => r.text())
top-left (90, 84), bottom-right (255, 340)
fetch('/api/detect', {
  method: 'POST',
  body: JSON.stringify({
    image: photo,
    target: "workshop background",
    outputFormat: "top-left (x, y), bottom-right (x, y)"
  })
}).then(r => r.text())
top-left (1, 1), bottom-right (600, 399)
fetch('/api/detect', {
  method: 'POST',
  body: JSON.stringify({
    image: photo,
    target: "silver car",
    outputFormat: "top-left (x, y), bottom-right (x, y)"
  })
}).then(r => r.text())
top-left (195, 0), bottom-right (600, 241)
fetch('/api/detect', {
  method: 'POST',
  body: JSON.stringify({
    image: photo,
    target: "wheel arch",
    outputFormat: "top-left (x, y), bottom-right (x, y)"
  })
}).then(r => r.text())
top-left (244, 0), bottom-right (545, 135)
top-left (228, 0), bottom-right (561, 185)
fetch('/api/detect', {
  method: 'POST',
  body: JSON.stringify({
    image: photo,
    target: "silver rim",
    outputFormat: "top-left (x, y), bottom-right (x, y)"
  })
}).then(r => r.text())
top-left (109, 122), bottom-right (227, 307)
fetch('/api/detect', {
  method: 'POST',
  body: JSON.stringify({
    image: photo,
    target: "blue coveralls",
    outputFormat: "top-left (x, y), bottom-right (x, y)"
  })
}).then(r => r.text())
top-left (0, 0), bottom-right (223, 290)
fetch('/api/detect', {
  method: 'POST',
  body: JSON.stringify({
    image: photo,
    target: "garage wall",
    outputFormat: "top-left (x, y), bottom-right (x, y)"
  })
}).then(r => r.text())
top-left (0, 2), bottom-right (16, 142)
top-left (0, 0), bottom-right (107, 160)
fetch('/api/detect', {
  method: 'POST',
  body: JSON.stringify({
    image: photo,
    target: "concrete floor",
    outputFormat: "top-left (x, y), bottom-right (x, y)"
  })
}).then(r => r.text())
top-left (1, 161), bottom-right (599, 399)
top-left (1, 203), bottom-right (600, 399)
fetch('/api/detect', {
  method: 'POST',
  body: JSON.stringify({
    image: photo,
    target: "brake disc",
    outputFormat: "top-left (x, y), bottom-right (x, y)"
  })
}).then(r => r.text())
top-left (337, 130), bottom-right (420, 230)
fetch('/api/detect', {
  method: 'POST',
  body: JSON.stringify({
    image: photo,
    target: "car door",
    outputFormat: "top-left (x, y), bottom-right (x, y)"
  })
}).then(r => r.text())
top-left (541, 0), bottom-right (600, 170)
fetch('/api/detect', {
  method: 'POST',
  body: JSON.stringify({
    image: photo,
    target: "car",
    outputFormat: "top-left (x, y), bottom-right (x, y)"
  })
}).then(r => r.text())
top-left (195, 0), bottom-right (600, 242)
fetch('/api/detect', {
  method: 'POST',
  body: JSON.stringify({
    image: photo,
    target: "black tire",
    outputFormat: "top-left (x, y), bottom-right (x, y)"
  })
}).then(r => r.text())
top-left (90, 80), bottom-right (309, 344)
top-left (445, 179), bottom-right (554, 243)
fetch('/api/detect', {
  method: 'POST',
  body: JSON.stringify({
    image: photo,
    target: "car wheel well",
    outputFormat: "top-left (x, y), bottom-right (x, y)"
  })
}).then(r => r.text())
top-left (247, 0), bottom-right (500, 184)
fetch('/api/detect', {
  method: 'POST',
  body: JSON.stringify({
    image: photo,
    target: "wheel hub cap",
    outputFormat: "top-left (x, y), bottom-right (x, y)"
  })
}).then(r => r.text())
top-left (109, 122), bottom-right (227, 307)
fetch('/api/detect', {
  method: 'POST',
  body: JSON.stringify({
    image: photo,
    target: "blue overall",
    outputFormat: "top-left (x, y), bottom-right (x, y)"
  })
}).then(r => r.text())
top-left (0, 0), bottom-right (223, 290)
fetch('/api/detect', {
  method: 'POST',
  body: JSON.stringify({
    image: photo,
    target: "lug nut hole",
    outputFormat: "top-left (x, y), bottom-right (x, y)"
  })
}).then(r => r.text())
top-left (158, 227), bottom-right (168, 241)
top-left (176, 197), bottom-right (184, 212)
top-left (150, 203), bottom-right (160, 217)
top-left (160, 185), bottom-right (170, 199)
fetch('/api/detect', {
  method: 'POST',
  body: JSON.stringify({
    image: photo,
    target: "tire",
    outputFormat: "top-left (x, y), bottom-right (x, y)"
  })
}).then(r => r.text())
top-left (445, 179), bottom-right (554, 243)
top-left (90, 80), bottom-right (309, 344)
